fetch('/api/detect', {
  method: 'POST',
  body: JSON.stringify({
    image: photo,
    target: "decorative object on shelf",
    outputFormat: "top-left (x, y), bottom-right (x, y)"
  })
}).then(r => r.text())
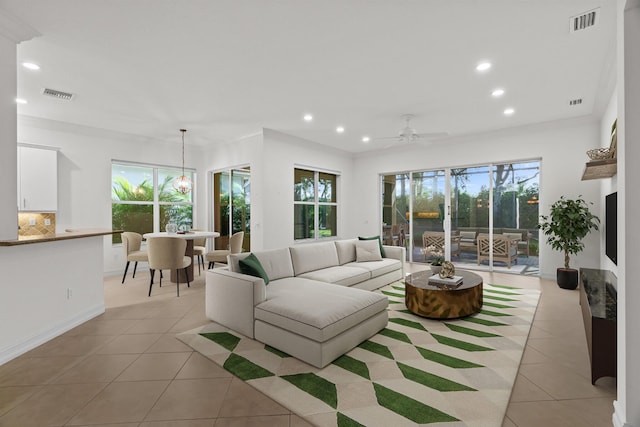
top-left (538, 196), bottom-right (600, 289)
top-left (585, 118), bottom-right (617, 161)
top-left (173, 128), bottom-right (193, 194)
top-left (439, 260), bottom-right (455, 279)
top-left (586, 147), bottom-right (614, 160)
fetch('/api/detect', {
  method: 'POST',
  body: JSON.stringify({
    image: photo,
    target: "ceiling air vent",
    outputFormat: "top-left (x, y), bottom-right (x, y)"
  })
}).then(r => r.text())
top-left (42, 88), bottom-right (75, 101)
top-left (570, 8), bottom-right (599, 33)
top-left (569, 98), bottom-right (583, 106)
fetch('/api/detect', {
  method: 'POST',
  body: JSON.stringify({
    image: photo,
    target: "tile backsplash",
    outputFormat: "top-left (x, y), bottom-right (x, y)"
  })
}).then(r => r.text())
top-left (18, 213), bottom-right (56, 236)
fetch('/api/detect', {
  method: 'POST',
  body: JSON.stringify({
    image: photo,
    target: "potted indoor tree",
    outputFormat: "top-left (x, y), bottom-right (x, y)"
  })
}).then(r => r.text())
top-left (538, 196), bottom-right (600, 289)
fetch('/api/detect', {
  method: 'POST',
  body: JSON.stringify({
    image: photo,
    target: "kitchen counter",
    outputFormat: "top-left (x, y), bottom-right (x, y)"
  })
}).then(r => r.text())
top-left (0, 228), bottom-right (121, 246)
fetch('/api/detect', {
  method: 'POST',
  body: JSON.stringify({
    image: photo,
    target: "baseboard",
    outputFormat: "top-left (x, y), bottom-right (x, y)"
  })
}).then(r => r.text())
top-left (0, 304), bottom-right (105, 365)
top-left (613, 400), bottom-right (637, 427)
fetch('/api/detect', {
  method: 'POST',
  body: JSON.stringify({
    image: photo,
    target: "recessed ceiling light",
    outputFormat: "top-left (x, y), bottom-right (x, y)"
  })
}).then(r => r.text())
top-left (362, 136), bottom-right (370, 143)
top-left (476, 61), bottom-right (492, 72)
top-left (336, 126), bottom-right (345, 133)
top-left (491, 88), bottom-right (505, 97)
top-left (22, 62), bottom-right (40, 70)
top-left (15, 98), bottom-right (27, 104)
top-left (504, 108), bottom-right (515, 116)
top-left (303, 114), bottom-right (313, 122)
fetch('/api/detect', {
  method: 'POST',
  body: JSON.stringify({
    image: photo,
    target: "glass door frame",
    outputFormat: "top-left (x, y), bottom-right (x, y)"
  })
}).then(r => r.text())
top-left (209, 164), bottom-right (251, 251)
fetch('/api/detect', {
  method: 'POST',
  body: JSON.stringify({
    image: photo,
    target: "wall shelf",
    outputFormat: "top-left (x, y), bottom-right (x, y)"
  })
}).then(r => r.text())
top-left (581, 158), bottom-right (617, 180)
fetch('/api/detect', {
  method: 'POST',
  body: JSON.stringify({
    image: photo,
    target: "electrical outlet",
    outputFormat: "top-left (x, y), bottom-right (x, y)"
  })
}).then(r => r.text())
top-left (44, 218), bottom-right (51, 226)
top-left (67, 288), bottom-right (72, 299)
top-left (28, 218), bottom-right (36, 226)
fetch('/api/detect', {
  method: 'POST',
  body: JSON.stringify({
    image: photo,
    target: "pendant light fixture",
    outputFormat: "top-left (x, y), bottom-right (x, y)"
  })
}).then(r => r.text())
top-left (173, 128), bottom-right (193, 194)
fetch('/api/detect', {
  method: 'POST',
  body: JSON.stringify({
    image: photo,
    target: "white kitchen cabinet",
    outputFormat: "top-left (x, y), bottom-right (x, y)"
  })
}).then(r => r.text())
top-left (17, 145), bottom-right (58, 212)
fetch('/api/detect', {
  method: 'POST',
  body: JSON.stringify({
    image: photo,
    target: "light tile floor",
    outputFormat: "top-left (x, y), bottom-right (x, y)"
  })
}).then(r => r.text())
top-left (0, 264), bottom-right (616, 426)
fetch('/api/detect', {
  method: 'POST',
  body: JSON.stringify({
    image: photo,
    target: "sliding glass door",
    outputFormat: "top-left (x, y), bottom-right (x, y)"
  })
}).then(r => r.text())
top-left (381, 160), bottom-right (539, 274)
top-left (212, 167), bottom-right (250, 252)
top-left (412, 170), bottom-right (446, 262)
top-left (450, 166), bottom-right (491, 268)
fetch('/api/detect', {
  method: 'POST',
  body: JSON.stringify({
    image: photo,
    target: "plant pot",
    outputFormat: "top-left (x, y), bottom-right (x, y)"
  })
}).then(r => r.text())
top-left (431, 265), bottom-right (442, 275)
top-left (557, 268), bottom-right (579, 290)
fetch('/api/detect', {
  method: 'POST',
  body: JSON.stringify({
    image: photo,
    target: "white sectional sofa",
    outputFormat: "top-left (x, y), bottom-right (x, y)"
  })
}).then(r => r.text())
top-left (205, 238), bottom-right (406, 368)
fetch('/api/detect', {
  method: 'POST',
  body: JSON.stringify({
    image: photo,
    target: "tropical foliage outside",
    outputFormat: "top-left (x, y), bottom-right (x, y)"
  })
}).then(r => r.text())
top-left (294, 169), bottom-right (337, 239)
top-left (111, 173), bottom-right (193, 244)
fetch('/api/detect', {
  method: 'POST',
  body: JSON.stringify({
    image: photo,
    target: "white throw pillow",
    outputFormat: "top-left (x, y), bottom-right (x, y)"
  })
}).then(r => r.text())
top-left (355, 239), bottom-right (382, 262)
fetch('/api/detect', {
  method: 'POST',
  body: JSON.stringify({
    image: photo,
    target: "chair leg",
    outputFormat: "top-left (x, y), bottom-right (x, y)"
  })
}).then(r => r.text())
top-left (185, 267), bottom-right (191, 288)
top-left (122, 261), bottom-right (130, 284)
top-left (197, 256), bottom-right (201, 275)
top-left (176, 269), bottom-right (180, 297)
top-left (208, 261), bottom-right (213, 269)
top-left (132, 261), bottom-right (138, 278)
top-left (159, 269), bottom-right (162, 287)
top-left (148, 269), bottom-right (155, 296)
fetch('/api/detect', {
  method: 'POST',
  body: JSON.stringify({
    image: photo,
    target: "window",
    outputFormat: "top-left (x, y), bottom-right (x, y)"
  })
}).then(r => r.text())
top-left (294, 168), bottom-right (338, 240)
top-left (111, 162), bottom-right (194, 244)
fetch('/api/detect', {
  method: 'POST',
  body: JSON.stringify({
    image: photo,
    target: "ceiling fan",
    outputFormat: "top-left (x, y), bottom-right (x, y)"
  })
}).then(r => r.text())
top-left (373, 114), bottom-right (448, 145)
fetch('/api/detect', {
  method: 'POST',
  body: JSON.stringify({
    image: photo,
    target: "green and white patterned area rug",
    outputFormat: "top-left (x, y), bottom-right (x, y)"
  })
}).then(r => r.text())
top-left (177, 281), bottom-right (540, 427)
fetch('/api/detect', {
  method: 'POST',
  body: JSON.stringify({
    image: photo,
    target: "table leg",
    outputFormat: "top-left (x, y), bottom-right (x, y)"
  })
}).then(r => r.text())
top-left (170, 240), bottom-right (194, 283)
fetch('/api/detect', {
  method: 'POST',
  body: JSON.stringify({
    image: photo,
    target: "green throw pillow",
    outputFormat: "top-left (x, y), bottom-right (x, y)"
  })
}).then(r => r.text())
top-left (239, 253), bottom-right (270, 285)
top-left (358, 235), bottom-right (386, 258)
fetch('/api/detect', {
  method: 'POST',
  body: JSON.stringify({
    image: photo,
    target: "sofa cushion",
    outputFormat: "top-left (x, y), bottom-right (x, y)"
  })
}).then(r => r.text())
top-left (503, 232), bottom-right (522, 242)
top-left (503, 228), bottom-right (528, 240)
top-left (290, 242), bottom-right (340, 276)
top-left (459, 231), bottom-right (476, 240)
top-left (229, 248), bottom-right (294, 281)
top-left (239, 253), bottom-right (270, 285)
top-left (255, 278), bottom-right (388, 342)
top-left (358, 235), bottom-right (386, 258)
top-left (355, 239), bottom-right (382, 262)
top-left (346, 258), bottom-right (401, 278)
top-left (298, 266), bottom-right (371, 287)
top-left (334, 239), bottom-right (357, 265)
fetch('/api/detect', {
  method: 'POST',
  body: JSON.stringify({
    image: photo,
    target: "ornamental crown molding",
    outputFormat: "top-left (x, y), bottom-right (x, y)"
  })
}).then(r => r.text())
top-left (0, 8), bottom-right (40, 43)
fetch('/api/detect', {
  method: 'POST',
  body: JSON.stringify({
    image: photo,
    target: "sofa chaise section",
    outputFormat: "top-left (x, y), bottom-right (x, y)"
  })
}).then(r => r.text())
top-left (254, 277), bottom-right (388, 368)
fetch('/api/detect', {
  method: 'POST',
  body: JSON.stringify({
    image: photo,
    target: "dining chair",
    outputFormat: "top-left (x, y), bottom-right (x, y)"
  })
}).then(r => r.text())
top-left (147, 237), bottom-right (192, 297)
top-left (190, 229), bottom-right (207, 275)
top-left (121, 232), bottom-right (148, 284)
top-left (206, 231), bottom-right (244, 268)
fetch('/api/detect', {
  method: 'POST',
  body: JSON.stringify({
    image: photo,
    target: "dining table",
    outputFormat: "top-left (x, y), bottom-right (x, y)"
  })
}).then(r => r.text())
top-left (143, 230), bottom-right (220, 283)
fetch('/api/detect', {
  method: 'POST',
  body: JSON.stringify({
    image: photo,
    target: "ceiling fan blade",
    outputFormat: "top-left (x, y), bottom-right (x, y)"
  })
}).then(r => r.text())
top-left (415, 132), bottom-right (449, 138)
top-left (371, 136), bottom-right (401, 141)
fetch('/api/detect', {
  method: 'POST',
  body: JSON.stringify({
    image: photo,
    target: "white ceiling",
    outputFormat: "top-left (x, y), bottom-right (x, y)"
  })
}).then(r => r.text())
top-left (2, 0), bottom-right (617, 152)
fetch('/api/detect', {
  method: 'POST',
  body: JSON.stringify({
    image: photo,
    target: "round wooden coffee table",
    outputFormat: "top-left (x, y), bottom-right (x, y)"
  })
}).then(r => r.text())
top-left (405, 269), bottom-right (483, 319)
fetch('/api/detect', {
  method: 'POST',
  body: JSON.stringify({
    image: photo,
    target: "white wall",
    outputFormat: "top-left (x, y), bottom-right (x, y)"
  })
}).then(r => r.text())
top-left (261, 129), bottom-right (355, 249)
top-left (17, 116), bottom-right (205, 274)
top-left (199, 131), bottom-right (264, 248)
top-left (614, 1), bottom-right (640, 425)
top-left (200, 129), bottom-right (355, 251)
top-left (0, 27), bottom-right (19, 240)
top-left (0, 236), bottom-right (105, 363)
top-left (350, 117), bottom-right (603, 280)
top-left (599, 88), bottom-right (619, 276)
